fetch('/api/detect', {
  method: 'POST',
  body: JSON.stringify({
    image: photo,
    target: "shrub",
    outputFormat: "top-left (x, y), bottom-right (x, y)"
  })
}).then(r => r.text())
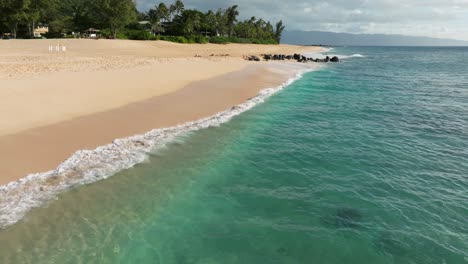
top-left (124, 30), bottom-right (155, 40)
top-left (194, 35), bottom-right (209, 44)
top-left (208, 36), bottom-right (278, 45)
top-left (209, 36), bottom-right (229, 44)
top-left (115, 32), bottom-right (128, 39)
top-left (94, 29), bottom-right (277, 44)
top-left (175, 36), bottom-right (190, 43)
top-left (44, 31), bottom-right (63, 39)
top-left (250, 38), bottom-right (278, 45)
top-left (100, 29), bottom-right (112, 38)
top-left (230, 37), bottom-right (251, 44)
top-left (158, 35), bottom-right (192, 44)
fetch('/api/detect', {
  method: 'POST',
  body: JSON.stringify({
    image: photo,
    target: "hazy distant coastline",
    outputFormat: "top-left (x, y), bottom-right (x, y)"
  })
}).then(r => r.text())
top-left (283, 30), bottom-right (468, 46)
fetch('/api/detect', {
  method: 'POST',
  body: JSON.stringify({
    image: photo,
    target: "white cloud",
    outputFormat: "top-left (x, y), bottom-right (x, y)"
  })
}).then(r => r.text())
top-left (136, 0), bottom-right (468, 40)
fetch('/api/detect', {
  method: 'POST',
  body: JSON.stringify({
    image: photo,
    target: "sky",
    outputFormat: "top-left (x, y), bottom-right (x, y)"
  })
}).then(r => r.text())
top-left (136, 0), bottom-right (468, 41)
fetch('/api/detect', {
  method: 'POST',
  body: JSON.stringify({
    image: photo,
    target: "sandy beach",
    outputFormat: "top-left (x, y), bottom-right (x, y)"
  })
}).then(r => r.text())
top-left (0, 39), bottom-right (323, 185)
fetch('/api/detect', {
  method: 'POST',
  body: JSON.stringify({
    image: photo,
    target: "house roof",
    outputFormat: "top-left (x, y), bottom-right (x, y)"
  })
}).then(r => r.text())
top-left (34, 27), bottom-right (49, 33)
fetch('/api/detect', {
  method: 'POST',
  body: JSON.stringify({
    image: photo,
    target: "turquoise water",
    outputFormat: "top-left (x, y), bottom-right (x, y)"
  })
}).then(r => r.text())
top-left (1, 47), bottom-right (467, 263)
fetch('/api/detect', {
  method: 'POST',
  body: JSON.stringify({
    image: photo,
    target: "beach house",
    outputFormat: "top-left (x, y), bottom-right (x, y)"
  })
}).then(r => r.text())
top-left (33, 26), bottom-right (49, 38)
top-left (85, 28), bottom-right (101, 39)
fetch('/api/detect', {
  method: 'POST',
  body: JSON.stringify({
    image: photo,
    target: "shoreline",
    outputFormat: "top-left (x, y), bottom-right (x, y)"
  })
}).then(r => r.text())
top-left (0, 39), bottom-right (325, 184)
top-left (0, 63), bottom-right (320, 229)
top-left (0, 39), bottom-right (323, 136)
top-left (0, 57), bottom-right (250, 136)
top-left (0, 62), bottom-right (315, 184)
top-left (0, 39), bottom-right (325, 228)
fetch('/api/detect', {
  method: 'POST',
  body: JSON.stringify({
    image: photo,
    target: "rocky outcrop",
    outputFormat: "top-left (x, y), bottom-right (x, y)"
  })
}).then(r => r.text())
top-left (330, 56), bottom-right (339, 62)
top-left (252, 53), bottom-right (340, 63)
top-left (246, 55), bottom-right (261, 61)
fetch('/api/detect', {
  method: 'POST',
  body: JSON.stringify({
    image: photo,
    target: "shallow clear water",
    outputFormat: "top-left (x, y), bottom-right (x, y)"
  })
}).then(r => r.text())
top-left (1, 47), bottom-right (467, 263)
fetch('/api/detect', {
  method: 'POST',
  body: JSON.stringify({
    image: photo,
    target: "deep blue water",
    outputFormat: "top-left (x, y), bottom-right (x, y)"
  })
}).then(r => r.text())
top-left (1, 46), bottom-right (467, 263)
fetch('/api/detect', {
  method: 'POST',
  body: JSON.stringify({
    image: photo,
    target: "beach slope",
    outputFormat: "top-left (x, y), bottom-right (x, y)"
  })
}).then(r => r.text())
top-left (0, 39), bottom-right (323, 185)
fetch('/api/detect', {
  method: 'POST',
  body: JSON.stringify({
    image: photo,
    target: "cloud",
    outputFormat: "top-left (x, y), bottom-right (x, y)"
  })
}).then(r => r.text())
top-left (135, 0), bottom-right (468, 40)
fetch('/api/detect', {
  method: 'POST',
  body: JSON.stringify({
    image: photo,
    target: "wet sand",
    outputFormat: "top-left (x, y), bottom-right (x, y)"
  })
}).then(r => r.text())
top-left (0, 39), bottom-right (323, 185)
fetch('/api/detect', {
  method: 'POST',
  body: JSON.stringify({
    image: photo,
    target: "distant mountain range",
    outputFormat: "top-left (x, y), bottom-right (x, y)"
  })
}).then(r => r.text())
top-left (282, 31), bottom-right (468, 46)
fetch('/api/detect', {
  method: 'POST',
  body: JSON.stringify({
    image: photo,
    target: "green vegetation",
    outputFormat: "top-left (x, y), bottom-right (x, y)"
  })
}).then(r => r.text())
top-left (0, 0), bottom-right (285, 44)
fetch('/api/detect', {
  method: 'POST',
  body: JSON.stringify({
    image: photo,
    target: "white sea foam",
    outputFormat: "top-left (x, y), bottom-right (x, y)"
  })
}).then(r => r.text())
top-left (303, 50), bottom-right (365, 60)
top-left (319, 53), bottom-right (365, 59)
top-left (343, 54), bottom-right (365, 58)
top-left (0, 66), bottom-right (315, 229)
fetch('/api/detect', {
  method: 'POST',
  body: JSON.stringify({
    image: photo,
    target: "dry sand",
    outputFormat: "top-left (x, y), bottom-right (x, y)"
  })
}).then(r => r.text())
top-left (0, 39), bottom-right (323, 185)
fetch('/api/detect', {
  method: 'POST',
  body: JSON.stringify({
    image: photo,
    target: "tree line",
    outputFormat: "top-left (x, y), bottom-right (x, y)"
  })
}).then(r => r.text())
top-left (0, 0), bottom-right (136, 39)
top-left (0, 0), bottom-right (285, 44)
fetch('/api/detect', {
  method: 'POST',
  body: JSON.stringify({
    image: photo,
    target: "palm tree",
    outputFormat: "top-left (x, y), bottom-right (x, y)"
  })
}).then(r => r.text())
top-left (147, 7), bottom-right (159, 22)
top-left (169, 4), bottom-right (176, 21)
top-left (173, 0), bottom-right (184, 15)
top-left (151, 21), bottom-right (165, 35)
top-left (214, 8), bottom-right (225, 36)
top-left (204, 10), bottom-right (216, 36)
top-left (225, 5), bottom-right (239, 37)
top-left (147, 3), bottom-right (169, 35)
top-left (181, 10), bottom-right (201, 35)
top-left (157, 3), bottom-right (169, 23)
top-left (192, 13), bottom-right (201, 34)
top-left (274, 20), bottom-right (285, 43)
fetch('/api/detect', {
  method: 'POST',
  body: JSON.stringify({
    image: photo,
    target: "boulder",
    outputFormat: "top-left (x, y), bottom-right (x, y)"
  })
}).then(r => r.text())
top-left (247, 56), bottom-right (260, 61)
top-left (330, 56), bottom-right (339, 62)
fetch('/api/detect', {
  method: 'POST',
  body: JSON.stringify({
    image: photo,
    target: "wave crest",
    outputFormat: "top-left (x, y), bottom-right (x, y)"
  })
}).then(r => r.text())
top-left (302, 51), bottom-right (365, 60)
top-left (327, 53), bottom-right (365, 59)
top-left (0, 67), bottom-right (313, 229)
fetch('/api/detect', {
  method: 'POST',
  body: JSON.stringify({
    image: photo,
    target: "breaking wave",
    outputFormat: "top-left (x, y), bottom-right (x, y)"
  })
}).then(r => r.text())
top-left (0, 67), bottom-right (314, 229)
top-left (320, 53), bottom-right (365, 60)
top-left (303, 49), bottom-right (365, 60)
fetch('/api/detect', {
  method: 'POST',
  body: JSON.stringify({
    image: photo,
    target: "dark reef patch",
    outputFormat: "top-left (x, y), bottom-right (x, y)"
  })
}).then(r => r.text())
top-left (322, 207), bottom-right (364, 229)
top-left (276, 247), bottom-right (291, 257)
top-left (374, 232), bottom-right (408, 257)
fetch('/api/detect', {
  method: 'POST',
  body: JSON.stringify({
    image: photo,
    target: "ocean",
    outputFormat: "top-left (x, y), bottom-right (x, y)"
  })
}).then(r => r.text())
top-left (0, 47), bottom-right (467, 263)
